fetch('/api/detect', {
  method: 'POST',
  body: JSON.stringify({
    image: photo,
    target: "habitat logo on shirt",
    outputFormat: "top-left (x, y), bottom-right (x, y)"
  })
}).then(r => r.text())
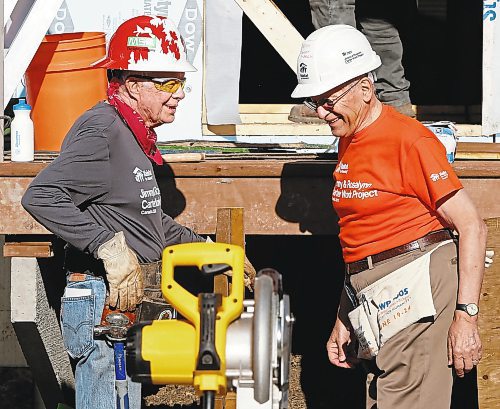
top-left (133, 167), bottom-right (153, 183)
top-left (335, 161), bottom-right (349, 174)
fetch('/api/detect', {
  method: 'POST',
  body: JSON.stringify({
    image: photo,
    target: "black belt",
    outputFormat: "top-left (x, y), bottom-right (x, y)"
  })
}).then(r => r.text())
top-left (346, 229), bottom-right (454, 275)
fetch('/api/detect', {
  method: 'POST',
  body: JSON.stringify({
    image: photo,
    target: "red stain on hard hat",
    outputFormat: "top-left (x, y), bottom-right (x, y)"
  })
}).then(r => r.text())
top-left (126, 17), bottom-right (182, 64)
top-left (168, 31), bottom-right (181, 60)
top-left (130, 47), bottom-right (149, 65)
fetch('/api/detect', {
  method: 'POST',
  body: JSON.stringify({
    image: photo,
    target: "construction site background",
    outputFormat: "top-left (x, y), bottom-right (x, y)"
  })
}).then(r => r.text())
top-left (0, 0), bottom-right (487, 408)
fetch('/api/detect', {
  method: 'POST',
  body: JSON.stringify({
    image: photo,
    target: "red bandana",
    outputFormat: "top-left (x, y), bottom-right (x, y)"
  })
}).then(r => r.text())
top-left (107, 80), bottom-right (163, 165)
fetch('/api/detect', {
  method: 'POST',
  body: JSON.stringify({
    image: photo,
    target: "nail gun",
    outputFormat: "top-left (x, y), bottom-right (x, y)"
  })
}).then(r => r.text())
top-left (125, 242), bottom-right (294, 409)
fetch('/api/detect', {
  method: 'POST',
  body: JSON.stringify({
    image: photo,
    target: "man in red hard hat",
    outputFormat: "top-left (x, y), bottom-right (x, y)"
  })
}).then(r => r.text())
top-left (23, 15), bottom-right (256, 408)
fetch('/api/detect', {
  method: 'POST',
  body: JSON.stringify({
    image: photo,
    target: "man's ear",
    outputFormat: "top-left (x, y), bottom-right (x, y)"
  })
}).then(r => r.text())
top-left (125, 77), bottom-right (141, 98)
top-left (360, 77), bottom-right (375, 103)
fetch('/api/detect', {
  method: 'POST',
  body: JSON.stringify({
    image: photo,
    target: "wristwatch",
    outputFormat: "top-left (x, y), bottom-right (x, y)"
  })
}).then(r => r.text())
top-left (456, 303), bottom-right (479, 316)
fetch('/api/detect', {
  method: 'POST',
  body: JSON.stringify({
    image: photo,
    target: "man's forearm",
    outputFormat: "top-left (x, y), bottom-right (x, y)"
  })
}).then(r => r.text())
top-left (456, 221), bottom-right (487, 305)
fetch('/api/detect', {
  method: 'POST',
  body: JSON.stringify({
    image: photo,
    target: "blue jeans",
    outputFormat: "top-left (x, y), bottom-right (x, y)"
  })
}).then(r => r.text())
top-left (308, 0), bottom-right (412, 106)
top-left (60, 274), bottom-right (141, 409)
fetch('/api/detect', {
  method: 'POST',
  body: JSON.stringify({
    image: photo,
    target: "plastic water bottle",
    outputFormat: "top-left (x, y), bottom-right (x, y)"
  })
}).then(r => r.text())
top-left (436, 130), bottom-right (457, 164)
top-left (11, 98), bottom-right (34, 162)
top-left (423, 121), bottom-right (457, 164)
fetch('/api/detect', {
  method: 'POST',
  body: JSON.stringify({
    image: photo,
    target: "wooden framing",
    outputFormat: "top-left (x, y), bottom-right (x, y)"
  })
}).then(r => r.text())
top-left (1, 157), bottom-right (499, 236)
top-left (3, 241), bottom-right (53, 258)
top-left (214, 207), bottom-right (244, 409)
top-left (479, 218), bottom-right (500, 407)
top-left (204, 104), bottom-right (483, 138)
top-left (1, 152), bottom-right (500, 408)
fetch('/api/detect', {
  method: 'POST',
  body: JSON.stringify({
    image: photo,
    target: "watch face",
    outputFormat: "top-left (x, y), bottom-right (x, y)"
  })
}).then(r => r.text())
top-left (466, 304), bottom-right (479, 316)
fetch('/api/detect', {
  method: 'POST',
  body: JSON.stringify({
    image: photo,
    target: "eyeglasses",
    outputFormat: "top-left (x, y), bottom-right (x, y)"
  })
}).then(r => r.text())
top-left (304, 79), bottom-right (362, 112)
top-left (129, 75), bottom-right (186, 93)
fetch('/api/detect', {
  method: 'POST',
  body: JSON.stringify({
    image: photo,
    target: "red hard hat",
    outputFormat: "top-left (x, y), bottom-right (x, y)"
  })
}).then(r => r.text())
top-left (92, 15), bottom-right (196, 72)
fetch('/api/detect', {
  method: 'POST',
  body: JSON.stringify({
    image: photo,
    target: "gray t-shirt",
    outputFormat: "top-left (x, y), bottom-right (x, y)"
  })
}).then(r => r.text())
top-left (22, 102), bottom-right (204, 263)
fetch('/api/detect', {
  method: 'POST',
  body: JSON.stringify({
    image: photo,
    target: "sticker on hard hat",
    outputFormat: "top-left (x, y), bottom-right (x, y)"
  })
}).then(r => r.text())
top-left (299, 63), bottom-right (309, 80)
top-left (127, 37), bottom-right (157, 50)
top-left (343, 51), bottom-right (364, 65)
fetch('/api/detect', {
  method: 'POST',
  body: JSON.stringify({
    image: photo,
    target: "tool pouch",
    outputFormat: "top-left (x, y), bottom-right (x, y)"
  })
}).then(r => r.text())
top-left (97, 261), bottom-right (176, 322)
top-left (136, 261), bottom-right (177, 321)
top-left (348, 240), bottom-right (452, 359)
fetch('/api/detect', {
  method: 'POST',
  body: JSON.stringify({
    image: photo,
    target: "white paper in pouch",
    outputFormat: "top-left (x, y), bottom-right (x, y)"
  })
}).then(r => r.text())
top-left (64, 288), bottom-right (92, 297)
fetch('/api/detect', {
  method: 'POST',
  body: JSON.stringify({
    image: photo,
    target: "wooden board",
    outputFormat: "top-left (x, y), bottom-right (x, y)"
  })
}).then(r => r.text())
top-left (214, 207), bottom-right (244, 408)
top-left (478, 218), bottom-right (500, 408)
top-left (214, 207), bottom-right (245, 296)
top-left (232, 0), bottom-right (303, 73)
top-left (3, 242), bottom-right (53, 258)
top-left (1, 161), bottom-right (500, 235)
top-left (202, 104), bottom-right (485, 137)
top-left (204, 122), bottom-right (484, 138)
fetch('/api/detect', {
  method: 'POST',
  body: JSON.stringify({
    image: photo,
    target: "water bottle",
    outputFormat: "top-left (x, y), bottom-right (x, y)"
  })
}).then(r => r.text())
top-left (437, 132), bottom-right (457, 164)
top-left (11, 98), bottom-right (34, 162)
top-left (423, 121), bottom-right (457, 164)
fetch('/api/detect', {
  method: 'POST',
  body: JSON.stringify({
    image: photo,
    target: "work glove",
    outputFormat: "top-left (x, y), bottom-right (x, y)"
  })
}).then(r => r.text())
top-left (97, 231), bottom-right (144, 311)
top-left (243, 255), bottom-right (257, 291)
top-left (206, 236), bottom-right (256, 291)
top-left (485, 250), bottom-right (495, 268)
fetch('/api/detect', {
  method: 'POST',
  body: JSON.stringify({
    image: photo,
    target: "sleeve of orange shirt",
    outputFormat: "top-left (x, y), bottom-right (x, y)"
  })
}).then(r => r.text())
top-left (404, 136), bottom-right (463, 210)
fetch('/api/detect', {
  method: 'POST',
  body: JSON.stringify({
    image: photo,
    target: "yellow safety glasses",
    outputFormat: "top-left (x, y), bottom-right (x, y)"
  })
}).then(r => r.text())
top-left (130, 75), bottom-right (186, 93)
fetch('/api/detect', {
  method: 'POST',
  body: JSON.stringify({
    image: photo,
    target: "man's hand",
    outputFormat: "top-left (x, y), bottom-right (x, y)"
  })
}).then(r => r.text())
top-left (447, 312), bottom-right (482, 377)
top-left (218, 254), bottom-right (256, 291)
top-left (243, 255), bottom-right (256, 290)
top-left (97, 231), bottom-right (144, 311)
top-left (206, 236), bottom-right (256, 290)
top-left (326, 318), bottom-right (359, 369)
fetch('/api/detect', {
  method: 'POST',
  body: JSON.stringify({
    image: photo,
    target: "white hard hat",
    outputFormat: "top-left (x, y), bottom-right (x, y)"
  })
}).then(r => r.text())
top-left (291, 25), bottom-right (381, 98)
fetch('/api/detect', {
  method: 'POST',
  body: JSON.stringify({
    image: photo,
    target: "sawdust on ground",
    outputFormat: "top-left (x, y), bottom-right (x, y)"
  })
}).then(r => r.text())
top-left (143, 354), bottom-right (306, 408)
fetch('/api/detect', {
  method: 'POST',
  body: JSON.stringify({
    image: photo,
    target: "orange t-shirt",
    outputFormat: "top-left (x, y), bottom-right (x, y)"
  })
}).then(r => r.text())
top-left (333, 104), bottom-right (462, 263)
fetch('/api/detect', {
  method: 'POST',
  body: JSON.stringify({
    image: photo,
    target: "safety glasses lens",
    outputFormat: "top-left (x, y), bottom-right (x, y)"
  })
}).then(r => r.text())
top-left (154, 79), bottom-right (185, 93)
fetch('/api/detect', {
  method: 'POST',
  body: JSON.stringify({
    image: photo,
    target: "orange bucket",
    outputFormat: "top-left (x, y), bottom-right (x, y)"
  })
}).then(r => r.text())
top-left (25, 32), bottom-right (107, 151)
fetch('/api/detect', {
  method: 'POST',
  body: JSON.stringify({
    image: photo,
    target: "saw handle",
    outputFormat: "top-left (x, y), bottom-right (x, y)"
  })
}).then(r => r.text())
top-left (161, 242), bottom-right (245, 394)
top-left (201, 263), bottom-right (232, 276)
top-left (161, 242), bottom-right (244, 326)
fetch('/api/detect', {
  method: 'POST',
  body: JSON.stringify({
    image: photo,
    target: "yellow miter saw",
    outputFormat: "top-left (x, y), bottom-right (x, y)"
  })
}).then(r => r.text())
top-left (126, 242), bottom-right (294, 409)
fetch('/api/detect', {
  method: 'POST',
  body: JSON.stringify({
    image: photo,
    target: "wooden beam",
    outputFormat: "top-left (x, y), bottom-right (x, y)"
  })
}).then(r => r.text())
top-left (203, 122), bottom-right (484, 138)
top-left (4, 0), bottom-right (65, 107)
top-left (232, 0), bottom-right (303, 73)
top-left (214, 207), bottom-right (245, 295)
top-left (3, 241), bottom-right (53, 258)
top-left (2, 159), bottom-right (500, 178)
top-left (478, 217), bottom-right (500, 408)
top-left (214, 207), bottom-right (244, 409)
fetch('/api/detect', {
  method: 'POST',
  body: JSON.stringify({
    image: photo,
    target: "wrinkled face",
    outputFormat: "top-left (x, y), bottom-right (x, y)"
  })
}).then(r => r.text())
top-left (312, 78), bottom-right (365, 138)
top-left (127, 71), bottom-right (186, 128)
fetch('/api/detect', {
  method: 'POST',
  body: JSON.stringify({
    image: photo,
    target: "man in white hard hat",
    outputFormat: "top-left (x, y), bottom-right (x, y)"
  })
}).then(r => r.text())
top-left (292, 25), bottom-right (486, 408)
top-left (289, 0), bottom-right (416, 123)
top-left (22, 15), bottom-right (255, 409)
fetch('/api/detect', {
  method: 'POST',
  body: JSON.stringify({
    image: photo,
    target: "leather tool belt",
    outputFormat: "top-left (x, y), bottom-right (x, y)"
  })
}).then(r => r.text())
top-left (346, 229), bottom-right (454, 275)
top-left (136, 261), bottom-right (177, 322)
